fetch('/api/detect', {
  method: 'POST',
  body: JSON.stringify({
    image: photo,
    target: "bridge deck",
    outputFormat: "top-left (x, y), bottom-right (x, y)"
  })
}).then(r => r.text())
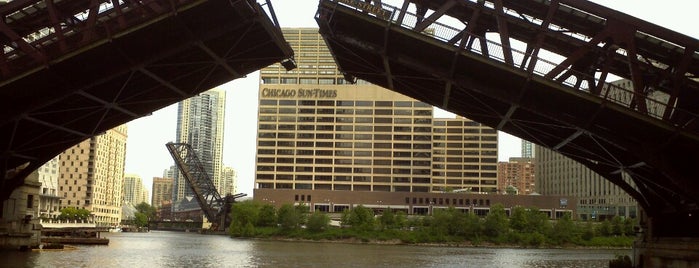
top-left (0, 0), bottom-right (293, 197)
top-left (316, 0), bottom-right (699, 236)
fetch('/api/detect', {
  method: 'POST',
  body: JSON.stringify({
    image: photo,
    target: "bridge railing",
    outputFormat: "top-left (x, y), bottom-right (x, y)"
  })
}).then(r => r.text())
top-left (1, 0), bottom-right (208, 82)
top-left (318, 0), bottom-right (697, 127)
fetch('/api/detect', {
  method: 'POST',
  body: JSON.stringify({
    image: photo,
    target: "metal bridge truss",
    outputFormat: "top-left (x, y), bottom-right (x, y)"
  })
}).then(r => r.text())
top-left (317, 0), bottom-right (699, 235)
top-left (0, 0), bottom-right (294, 200)
top-left (166, 142), bottom-right (245, 230)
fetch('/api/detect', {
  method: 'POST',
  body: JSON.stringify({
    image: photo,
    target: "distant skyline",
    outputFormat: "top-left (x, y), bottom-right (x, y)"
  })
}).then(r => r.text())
top-left (124, 0), bottom-right (699, 196)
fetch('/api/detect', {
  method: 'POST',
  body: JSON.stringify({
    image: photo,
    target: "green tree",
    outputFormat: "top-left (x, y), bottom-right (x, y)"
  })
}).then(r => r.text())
top-left (611, 216), bottom-right (624, 236)
top-left (134, 212), bottom-right (149, 227)
top-left (306, 211), bottom-right (330, 232)
top-left (58, 207), bottom-right (91, 221)
top-left (525, 207), bottom-right (551, 235)
top-left (431, 207), bottom-right (467, 236)
top-left (135, 202), bottom-right (156, 220)
top-left (342, 205), bottom-right (375, 231)
top-left (463, 212), bottom-right (482, 241)
top-left (581, 221), bottom-right (596, 241)
top-left (550, 212), bottom-right (576, 244)
top-left (378, 208), bottom-right (396, 230)
top-left (277, 204), bottom-right (300, 231)
top-left (294, 203), bottom-right (310, 226)
top-left (229, 201), bottom-right (260, 237)
top-left (509, 206), bottom-right (528, 232)
top-left (394, 211), bottom-right (407, 230)
top-left (257, 204), bottom-right (277, 227)
top-left (483, 204), bottom-right (509, 239)
top-left (597, 219), bottom-right (612, 236)
top-left (623, 217), bottom-right (635, 236)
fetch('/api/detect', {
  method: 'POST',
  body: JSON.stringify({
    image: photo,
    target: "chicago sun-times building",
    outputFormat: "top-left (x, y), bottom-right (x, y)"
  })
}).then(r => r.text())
top-left (253, 28), bottom-right (575, 217)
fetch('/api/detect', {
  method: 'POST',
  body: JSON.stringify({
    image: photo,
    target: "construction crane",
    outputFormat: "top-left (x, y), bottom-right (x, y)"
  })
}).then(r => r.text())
top-left (165, 142), bottom-right (246, 231)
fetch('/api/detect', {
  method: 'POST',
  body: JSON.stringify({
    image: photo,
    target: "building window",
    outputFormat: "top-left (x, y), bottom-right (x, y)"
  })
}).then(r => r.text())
top-left (27, 195), bottom-right (33, 208)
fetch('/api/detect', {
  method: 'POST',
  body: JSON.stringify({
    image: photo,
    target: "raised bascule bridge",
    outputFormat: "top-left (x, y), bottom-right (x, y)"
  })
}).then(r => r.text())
top-left (0, 0), bottom-right (295, 202)
top-left (316, 0), bottom-right (699, 265)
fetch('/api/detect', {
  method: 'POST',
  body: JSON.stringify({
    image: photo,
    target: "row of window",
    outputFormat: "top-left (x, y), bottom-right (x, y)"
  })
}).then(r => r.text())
top-left (256, 173), bottom-right (498, 182)
top-left (257, 148), bottom-right (448, 157)
top-left (259, 183), bottom-right (499, 194)
top-left (259, 124), bottom-right (436, 132)
top-left (260, 99), bottom-right (432, 107)
top-left (404, 196), bottom-right (492, 207)
top-left (259, 183), bottom-right (429, 192)
top-left (257, 156), bottom-right (496, 166)
top-left (258, 132), bottom-right (435, 141)
top-left (261, 108), bottom-right (430, 115)
top-left (258, 141), bottom-right (496, 150)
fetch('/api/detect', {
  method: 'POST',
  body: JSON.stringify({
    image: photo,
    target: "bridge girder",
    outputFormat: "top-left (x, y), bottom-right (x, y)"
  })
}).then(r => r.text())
top-left (316, 0), bottom-right (699, 224)
top-left (0, 0), bottom-right (294, 201)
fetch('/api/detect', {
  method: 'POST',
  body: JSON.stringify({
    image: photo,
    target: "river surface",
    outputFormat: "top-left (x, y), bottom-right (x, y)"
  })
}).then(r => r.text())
top-left (2, 231), bottom-right (630, 267)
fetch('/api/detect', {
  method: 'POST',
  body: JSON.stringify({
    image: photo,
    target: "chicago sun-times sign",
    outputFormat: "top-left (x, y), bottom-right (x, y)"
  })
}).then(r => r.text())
top-left (261, 88), bottom-right (338, 99)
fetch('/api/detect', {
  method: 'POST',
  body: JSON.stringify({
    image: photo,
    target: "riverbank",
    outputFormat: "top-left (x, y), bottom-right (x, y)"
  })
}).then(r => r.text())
top-left (245, 234), bottom-right (633, 251)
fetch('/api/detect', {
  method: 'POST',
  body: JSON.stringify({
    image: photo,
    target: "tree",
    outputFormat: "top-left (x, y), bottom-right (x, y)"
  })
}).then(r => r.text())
top-left (550, 212), bottom-right (576, 244)
top-left (134, 212), bottom-right (149, 227)
top-left (394, 211), bottom-right (407, 230)
top-left (378, 208), bottom-right (396, 230)
top-left (294, 203), bottom-right (310, 226)
top-left (505, 185), bottom-right (518, 195)
top-left (257, 204), bottom-right (277, 227)
top-left (306, 211), bottom-right (330, 232)
top-left (509, 206), bottom-right (528, 232)
top-left (431, 207), bottom-right (467, 236)
top-left (463, 212), bottom-right (482, 241)
top-left (581, 221), bottom-right (596, 241)
top-left (135, 202), bottom-right (156, 220)
top-left (611, 216), bottom-right (624, 236)
top-left (597, 219), bottom-right (612, 236)
top-left (342, 205), bottom-right (375, 231)
top-left (483, 204), bottom-right (509, 239)
top-left (58, 207), bottom-right (91, 221)
top-left (623, 217), bottom-right (635, 236)
top-left (229, 201), bottom-right (260, 237)
top-left (525, 207), bottom-right (551, 235)
top-left (277, 204), bottom-right (300, 231)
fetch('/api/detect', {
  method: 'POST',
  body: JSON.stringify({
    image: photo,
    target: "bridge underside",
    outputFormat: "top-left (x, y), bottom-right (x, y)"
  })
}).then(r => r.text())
top-left (0, 0), bottom-right (294, 199)
top-left (317, 0), bottom-right (699, 238)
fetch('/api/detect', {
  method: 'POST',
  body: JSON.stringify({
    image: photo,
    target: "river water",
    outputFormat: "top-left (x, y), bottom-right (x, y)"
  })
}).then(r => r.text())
top-left (3, 231), bottom-right (630, 267)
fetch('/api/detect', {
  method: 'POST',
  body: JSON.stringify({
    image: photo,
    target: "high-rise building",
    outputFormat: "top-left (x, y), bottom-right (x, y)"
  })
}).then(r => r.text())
top-left (497, 157), bottom-right (535, 195)
top-left (58, 125), bottom-right (127, 226)
top-left (521, 140), bottom-right (534, 158)
top-left (163, 166), bottom-right (177, 181)
top-left (140, 188), bottom-right (149, 206)
top-left (432, 117), bottom-right (499, 193)
top-left (173, 88), bottom-right (226, 203)
top-left (123, 174), bottom-right (148, 205)
top-left (535, 79), bottom-right (640, 220)
top-left (255, 28), bottom-right (498, 201)
top-left (221, 167), bottom-right (237, 196)
top-left (38, 156), bottom-right (61, 219)
top-left (151, 177), bottom-right (173, 208)
top-left (535, 145), bottom-right (637, 220)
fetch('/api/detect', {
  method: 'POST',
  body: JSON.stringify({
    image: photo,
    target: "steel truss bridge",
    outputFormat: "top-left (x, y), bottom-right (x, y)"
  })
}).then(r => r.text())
top-left (0, 0), bottom-right (294, 201)
top-left (166, 142), bottom-right (245, 231)
top-left (316, 0), bottom-right (699, 260)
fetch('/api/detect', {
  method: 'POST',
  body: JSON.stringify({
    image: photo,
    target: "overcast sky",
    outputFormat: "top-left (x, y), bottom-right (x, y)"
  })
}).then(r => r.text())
top-left (124, 0), bottom-right (699, 199)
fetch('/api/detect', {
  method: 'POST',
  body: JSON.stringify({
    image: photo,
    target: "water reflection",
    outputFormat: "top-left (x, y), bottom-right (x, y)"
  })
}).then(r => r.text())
top-left (0, 231), bottom-right (630, 268)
